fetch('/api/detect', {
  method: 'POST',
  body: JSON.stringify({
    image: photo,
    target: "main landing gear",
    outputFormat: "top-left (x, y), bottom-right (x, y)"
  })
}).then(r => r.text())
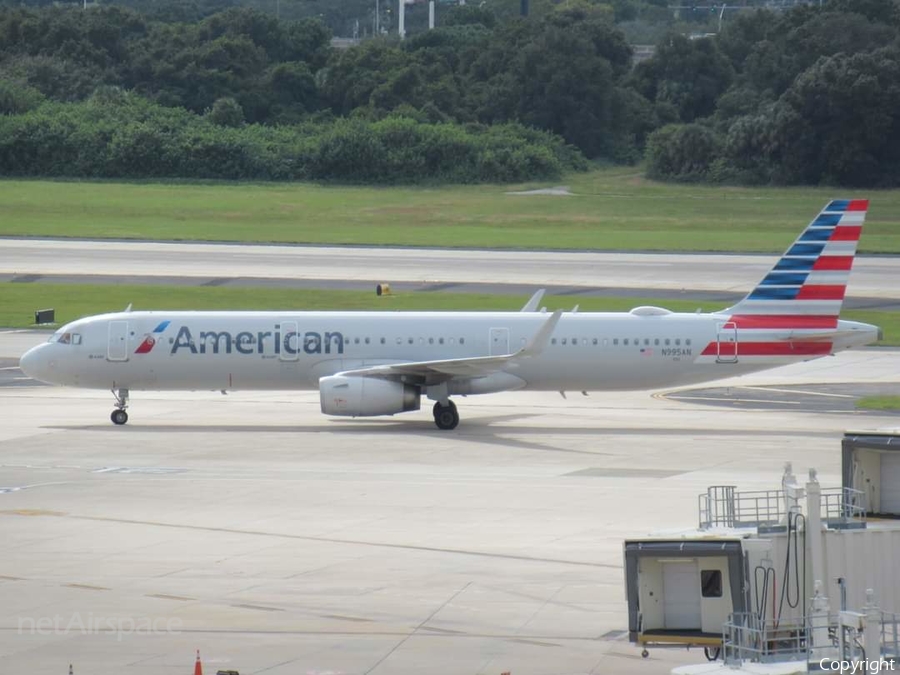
top-left (433, 400), bottom-right (459, 430)
top-left (110, 388), bottom-right (129, 425)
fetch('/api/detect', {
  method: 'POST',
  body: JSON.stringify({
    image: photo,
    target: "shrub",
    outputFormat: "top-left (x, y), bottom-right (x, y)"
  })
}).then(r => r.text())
top-left (0, 92), bottom-right (588, 183)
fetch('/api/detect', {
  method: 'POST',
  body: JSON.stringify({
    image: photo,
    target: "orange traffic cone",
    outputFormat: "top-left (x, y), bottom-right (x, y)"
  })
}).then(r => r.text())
top-left (193, 650), bottom-right (203, 675)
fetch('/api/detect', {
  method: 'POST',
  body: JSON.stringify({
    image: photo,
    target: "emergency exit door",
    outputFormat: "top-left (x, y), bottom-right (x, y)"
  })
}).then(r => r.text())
top-left (490, 328), bottom-right (509, 356)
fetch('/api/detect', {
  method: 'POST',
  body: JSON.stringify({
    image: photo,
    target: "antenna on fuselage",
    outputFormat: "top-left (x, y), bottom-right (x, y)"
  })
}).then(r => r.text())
top-left (124, 303), bottom-right (133, 313)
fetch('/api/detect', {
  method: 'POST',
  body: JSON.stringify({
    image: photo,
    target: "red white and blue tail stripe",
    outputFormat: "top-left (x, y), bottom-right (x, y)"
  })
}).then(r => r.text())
top-left (725, 199), bottom-right (867, 323)
top-left (698, 200), bottom-right (868, 362)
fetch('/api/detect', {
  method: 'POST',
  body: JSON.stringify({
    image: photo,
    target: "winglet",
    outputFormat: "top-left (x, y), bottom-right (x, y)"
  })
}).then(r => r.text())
top-left (519, 309), bottom-right (562, 357)
top-left (521, 289), bottom-right (546, 312)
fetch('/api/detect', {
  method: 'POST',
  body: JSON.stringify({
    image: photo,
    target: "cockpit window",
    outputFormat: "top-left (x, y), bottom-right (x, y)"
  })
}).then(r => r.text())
top-left (48, 332), bottom-right (81, 345)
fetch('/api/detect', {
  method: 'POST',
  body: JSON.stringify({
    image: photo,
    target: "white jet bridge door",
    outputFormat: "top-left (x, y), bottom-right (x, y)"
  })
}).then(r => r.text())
top-left (662, 561), bottom-right (702, 630)
top-left (280, 320), bottom-right (299, 362)
top-left (880, 452), bottom-right (900, 514)
top-left (107, 321), bottom-right (129, 362)
top-left (716, 321), bottom-right (738, 364)
top-left (489, 328), bottom-right (509, 356)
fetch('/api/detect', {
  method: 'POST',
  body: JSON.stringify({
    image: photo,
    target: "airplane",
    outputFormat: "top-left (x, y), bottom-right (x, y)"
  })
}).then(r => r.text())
top-left (19, 200), bottom-right (881, 430)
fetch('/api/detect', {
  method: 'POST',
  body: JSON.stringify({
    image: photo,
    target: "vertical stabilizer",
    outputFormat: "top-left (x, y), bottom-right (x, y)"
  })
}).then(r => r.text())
top-left (725, 199), bottom-right (868, 325)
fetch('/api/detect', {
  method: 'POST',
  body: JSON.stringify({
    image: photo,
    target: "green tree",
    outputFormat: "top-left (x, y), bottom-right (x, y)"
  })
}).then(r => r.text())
top-left (767, 49), bottom-right (900, 186)
top-left (645, 122), bottom-right (721, 181)
top-left (207, 96), bottom-right (244, 126)
top-left (320, 39), bottom-right (414, 115)
top-left (463, 5), bottom-right (642, 158)
top-left (632, 33), bottom-right (733, 123)
top-left (443, 5), bottom-right (496, 29)
top-left (824, 0), bottom-right (900, 26)
top-left (0, 54), bottom-right (105, 101)
top-left (0, 78), bottom-right (45, 113)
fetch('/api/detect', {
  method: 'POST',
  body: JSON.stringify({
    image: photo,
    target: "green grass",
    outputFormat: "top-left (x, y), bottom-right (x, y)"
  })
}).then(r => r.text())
top-left (2, 282), bottom-right (898, 345)
top-left (3, 168), bottom-right (900, 252)
top-left (856, 396), bottom-right (900, 411)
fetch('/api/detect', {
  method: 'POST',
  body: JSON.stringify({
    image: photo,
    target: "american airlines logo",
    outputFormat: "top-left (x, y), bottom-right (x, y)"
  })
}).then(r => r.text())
top-left (168, 325), bottom-right (345, 356)
top-left (134, 321), bottom-right (171, 354)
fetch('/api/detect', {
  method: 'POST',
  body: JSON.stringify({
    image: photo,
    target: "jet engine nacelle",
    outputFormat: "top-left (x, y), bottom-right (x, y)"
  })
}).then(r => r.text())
top-left (319, 375), bottom-right (421, 417)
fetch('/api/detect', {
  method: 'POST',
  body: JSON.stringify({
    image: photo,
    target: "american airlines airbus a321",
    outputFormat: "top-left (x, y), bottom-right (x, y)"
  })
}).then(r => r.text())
top-left (19, 200), bottom-right (881, 430)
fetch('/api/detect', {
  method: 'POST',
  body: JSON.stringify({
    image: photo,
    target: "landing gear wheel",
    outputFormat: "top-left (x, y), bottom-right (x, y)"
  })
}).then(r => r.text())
top-left (110, 387), bottom-right (129, 426)
top-left (641, 649), bottom-right (649, 659)
top-left (433, 400), bottom-right (459, 430)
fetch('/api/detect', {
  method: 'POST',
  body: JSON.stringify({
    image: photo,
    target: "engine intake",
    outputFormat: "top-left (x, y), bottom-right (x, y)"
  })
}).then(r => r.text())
top-left (319, 375), bottom-right (421, 417)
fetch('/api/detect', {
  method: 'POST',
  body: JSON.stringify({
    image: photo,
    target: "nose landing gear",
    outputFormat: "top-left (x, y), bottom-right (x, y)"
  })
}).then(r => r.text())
top-left (110, 388), bottom-right (129, 425)
top-left (432, 400), bottom-right (459, 430)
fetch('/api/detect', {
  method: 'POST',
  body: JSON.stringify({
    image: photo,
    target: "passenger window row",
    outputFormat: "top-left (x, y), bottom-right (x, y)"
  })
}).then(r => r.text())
top-left (345, 337), bottom-right (467, 346)
top-left (550, 337), bottom-right (692, 347)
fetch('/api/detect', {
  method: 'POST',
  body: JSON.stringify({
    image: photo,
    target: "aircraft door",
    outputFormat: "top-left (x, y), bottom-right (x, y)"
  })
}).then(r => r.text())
top-left (280, 320), bottom-right (299, 361)
top-left (489, 327), bottom-right (509, 356)
top-left (107, 321), bottom-right (129, 362)
top-left (716, 321), bottom-right (738, 364)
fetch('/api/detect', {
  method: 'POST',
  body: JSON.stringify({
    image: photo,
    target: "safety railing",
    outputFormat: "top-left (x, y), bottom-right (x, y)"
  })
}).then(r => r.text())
top-left (723, 611), bottom-right (900, 665)
top-left (699, 486), bottom-right (867, 531)
top-left (882, 612), bottom-right (900, 659)
top-left (722, 612), bottom-right (821, 664)
top-left (699, 486), bottom-right (784, 529)
top-left (821, 487), bottom-right (867, 528)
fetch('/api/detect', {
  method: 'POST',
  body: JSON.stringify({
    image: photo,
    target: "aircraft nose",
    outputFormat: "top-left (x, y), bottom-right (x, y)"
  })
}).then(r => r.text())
top-left (19, 344), bottom-right (54, 383)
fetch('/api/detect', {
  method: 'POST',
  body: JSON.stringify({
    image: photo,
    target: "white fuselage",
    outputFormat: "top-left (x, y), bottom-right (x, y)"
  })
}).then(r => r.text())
top-left (19, 310), bottom-right (878, 394)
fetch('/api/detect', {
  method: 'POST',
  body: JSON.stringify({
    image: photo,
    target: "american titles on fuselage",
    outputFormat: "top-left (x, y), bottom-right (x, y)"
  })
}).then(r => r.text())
top-left (169, 325), bottom-right (344, 356)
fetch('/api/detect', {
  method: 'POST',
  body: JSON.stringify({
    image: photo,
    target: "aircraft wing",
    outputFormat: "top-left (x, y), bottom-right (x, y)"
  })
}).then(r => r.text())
top-left (337, 310), bottom-right (562, 385)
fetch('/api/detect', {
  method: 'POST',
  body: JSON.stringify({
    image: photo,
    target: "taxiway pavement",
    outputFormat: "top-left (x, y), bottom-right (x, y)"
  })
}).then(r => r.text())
top-left (3, 238), bottom-right (900, 299)
top-left (2, 331), bottom-right (899, 675)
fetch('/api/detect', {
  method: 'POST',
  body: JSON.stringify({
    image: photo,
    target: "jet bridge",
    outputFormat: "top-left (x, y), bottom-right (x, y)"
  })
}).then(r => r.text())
top-left (842, 431), bottom-right (900, 517)
top-left (623, 461), bottom-right (900, 661)
top-left (623, 539), bottom-right (745, 651)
